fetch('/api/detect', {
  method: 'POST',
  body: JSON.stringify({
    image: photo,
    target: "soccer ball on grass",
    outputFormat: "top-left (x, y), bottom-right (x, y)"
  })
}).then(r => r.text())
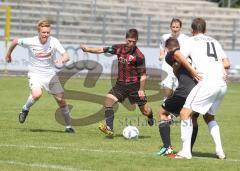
top-left (122, 126), bottom-right (139, 139)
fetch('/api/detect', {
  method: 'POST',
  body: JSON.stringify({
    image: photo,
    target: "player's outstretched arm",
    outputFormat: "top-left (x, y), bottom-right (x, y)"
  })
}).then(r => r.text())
top-left (5, 38), bottom-right (18, 63)
top-left (174, 51), bottom-right (202, 81)
top-left (80, 43), bottom-right (104, 54)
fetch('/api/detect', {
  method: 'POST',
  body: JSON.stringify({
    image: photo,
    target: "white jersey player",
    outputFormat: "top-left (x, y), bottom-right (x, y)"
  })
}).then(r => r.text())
top-left (171, 18), bottom-right (230, 159)
top-left (5, 19), bottom-right (75, 133)
top-left (159, 18), bottom-right (190, 99)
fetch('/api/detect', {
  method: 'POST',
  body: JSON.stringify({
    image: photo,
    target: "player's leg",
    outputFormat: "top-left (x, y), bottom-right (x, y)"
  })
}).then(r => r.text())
top-left (102, 93), bottom-right (118, 131)
top-left (191, 112), bottom-right (199, 152)
top-left (161, 88), bottom-right (173, 100)
top-left (175, 82), bottom-right (214, 159)
top-left (19, 75), bottom-right (43, 123)
top-left (98, 83), bottom-right (122, 136)
top-left (174, 84), bottom-right (224, 159)
top-left (203, 85), bottom-right (227, 159)
top-left (48, 74), bottom-right (74, 133)
top-left (203, 114), bottom-right (225, 159)
top-left (156, 95), bottom-right (183, 156)
top-left (127, 83), bottom-right (154, 126)
top-left (138, 103), bottom-right (154, 126)
top-left (156, 107), bottom-right (173, 156)
top-left (174, 107), bottom-right (193, 159)
top-left (53, 93), bottom-right (74, 133)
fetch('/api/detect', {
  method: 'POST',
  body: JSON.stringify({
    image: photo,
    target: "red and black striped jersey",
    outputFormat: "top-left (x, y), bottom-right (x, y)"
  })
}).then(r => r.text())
top-left (104, 44), bottom-right (146, 84)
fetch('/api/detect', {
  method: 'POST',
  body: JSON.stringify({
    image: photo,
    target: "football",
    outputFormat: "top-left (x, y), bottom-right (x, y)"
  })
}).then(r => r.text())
top-left (122, 126), bottom-right (139, 139)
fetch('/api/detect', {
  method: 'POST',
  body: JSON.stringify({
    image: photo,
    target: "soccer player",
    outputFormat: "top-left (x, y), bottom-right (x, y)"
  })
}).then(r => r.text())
top-left (159, 18), bottom-right (190, 99)
top-left (80, 28), bottom-right (154, 137)
top-left (5, 19), bottom-right (75, 133)
top-left (171, 18), bottom-right (229, 159)
top-left (156, 37), bottom-right (200, 156)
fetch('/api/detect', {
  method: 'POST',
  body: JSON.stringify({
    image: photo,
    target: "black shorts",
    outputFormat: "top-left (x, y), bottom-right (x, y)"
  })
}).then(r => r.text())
top-left (109, 82), bottom-right (147, 106)
top-left (161, 95), bottom-right (186, 117)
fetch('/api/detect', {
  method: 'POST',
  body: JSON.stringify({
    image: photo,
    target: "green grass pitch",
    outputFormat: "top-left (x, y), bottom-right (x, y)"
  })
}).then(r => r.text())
top-left (0, 76), bottom-right (240, 171)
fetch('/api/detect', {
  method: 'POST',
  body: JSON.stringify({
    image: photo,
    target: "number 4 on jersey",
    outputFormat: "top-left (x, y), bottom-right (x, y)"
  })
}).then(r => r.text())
top-left (207, 42), bottom-right (218, 61)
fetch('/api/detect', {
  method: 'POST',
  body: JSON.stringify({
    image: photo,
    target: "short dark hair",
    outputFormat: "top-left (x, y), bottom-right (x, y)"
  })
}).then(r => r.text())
top-left (170, 18), bottom-right (182, 28)
top-left (191, 17), bottom-right (206, 34)
top-left (165, 37), bottom-right (180, 49)
top-left (126, 28), bottom-right (138, 40)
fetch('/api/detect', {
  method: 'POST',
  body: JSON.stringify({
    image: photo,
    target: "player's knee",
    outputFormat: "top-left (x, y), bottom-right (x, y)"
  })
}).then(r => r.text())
top-left (203, 113), bottom-right (214, 124)
top-left (105, 94), bottom-right (117, 107)
top-left (179, 109), bottom-right (191, 120)
top-left (57, 98), bottom-right (67, 107)
top-left (157, 109), bottom-right (169, 121)
top-left (162, 88), bottom-right (173, 98)
top-left (32, 92), bottom-right (42, 100)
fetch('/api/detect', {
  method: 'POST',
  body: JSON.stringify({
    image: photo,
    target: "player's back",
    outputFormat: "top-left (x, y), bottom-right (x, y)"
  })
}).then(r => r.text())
top-left (188, 34), bottom-right (225, 85)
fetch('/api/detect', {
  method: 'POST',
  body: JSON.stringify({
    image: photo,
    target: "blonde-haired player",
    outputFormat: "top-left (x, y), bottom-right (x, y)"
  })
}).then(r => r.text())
top-left (159, 18), bottom-right (190, 99)
top-left (5, 19), bottom-right (75, 133)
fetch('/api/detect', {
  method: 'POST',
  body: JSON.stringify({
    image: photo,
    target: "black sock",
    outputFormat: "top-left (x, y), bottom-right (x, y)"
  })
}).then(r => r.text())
top-left (158, 121), bottom-right (171, 148)
top-left (191, 125), bottom-right (198, 152)
top-left (105, 107), bottom-right (114, 130)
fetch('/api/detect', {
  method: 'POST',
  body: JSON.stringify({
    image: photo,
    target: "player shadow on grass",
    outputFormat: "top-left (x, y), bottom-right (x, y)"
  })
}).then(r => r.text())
top-left (113, 134), bottom-right (151, 139)
top-left (28, 128), bottom-right (65, 133)
top-left (192, 151), bottom-right (217, 159)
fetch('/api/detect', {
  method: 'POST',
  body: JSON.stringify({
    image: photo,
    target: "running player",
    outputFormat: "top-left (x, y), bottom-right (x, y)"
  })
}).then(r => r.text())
top-left (5, 19), bottom-right (75, 133)
top-left (80, 28), bottom-right (154, 137)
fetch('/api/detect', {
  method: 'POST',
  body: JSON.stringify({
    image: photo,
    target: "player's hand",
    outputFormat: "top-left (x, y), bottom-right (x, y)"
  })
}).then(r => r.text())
top-left (5, 54), bottom-right (12, 63)
top-left (80, 43), bottom-right (87, 52)
top-left (192, 70), bottom-right (202, 82)
top-left (138, 90), bottom-right (146, 100)
top-left (54, 58), bottom-right (63, 65)
top-left (223, 74), bottom-right (228, 81)
top-left (223, 72), bottom-right (228, 82)
top-left (159, 55), bottom-right (164, 61)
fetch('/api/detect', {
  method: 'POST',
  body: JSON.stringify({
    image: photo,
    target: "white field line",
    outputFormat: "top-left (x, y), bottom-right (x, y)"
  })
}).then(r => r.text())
top-left (0, 144), bottom-right (240, 163)
top-left (0, 159), bottom-right (89, 171)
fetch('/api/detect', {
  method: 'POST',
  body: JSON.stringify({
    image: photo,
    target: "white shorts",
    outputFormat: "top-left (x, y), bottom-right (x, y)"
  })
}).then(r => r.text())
top-left (28, 73), bottom-right (64, 94)
top-left (160, 60), bottom-right (178, 90)
top-left (184, 82), bottom-right (227, 115)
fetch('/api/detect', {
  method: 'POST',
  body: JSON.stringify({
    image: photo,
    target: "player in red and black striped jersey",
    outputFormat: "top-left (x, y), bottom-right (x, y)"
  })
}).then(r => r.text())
top-left (104, 43), bottom-right (146, 83)
top-left (80, 29), bottom-right (154, 137)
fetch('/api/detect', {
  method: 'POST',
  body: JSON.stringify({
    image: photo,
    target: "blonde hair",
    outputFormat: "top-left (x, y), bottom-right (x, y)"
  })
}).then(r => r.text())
top-left (37, 19), bottom-right (51, 32)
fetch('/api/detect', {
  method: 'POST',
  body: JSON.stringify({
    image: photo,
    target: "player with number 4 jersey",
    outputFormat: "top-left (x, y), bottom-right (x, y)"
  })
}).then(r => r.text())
top-left (172, 18), bottom-right (230, 159)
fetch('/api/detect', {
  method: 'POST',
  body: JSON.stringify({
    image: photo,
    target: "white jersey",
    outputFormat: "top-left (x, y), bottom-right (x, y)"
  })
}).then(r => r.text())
top-left (160, 33), bottom-right (190, 73)
top-left (18, 36), bottom-right (65, 76)
top-left (160, 33), bottom-right (190, 51)
top-left (182, 34), bottom-right (227, 86)
top-left (159, 33), bottom-right (190, 90)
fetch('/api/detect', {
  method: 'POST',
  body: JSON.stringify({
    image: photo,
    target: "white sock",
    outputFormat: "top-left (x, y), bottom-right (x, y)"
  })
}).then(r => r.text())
top-left (180, 118), bottom-right (193, 157)
top-left (208, 120), bottom-right (223, 153)
top-left (22, 95), bottom-right (36, 111)
top-left (61, 105), bottom-right (72, 127)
